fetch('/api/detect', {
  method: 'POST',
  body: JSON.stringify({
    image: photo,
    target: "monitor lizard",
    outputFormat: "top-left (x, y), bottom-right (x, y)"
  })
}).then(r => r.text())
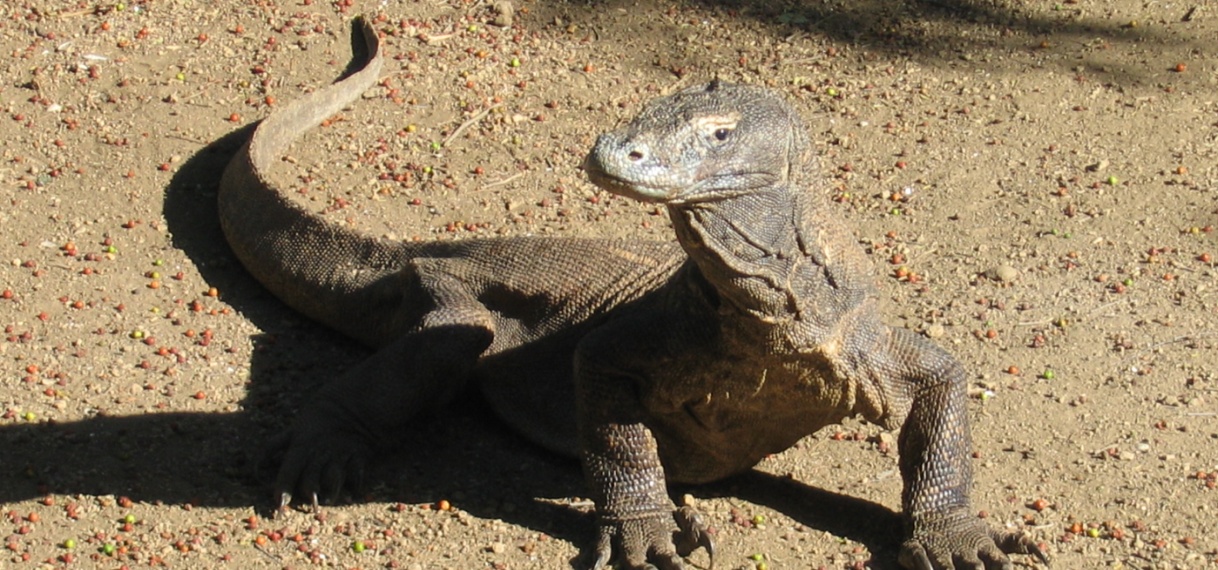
top-left (219, 16), bottom-right (1048, 570)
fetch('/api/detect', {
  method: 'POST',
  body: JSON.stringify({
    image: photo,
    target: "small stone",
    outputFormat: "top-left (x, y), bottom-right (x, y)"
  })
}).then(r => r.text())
top-left (986, 265), bottom-right (1019, 282)
top-left (924, 323), bottom-right (945, 338)
top-left (492, 1), bottom-right (514, 27)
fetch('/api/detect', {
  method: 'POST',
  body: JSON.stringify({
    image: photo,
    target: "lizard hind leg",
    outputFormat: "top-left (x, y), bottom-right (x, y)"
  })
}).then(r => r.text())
top-left (266, 259), bottom-right (497, 513)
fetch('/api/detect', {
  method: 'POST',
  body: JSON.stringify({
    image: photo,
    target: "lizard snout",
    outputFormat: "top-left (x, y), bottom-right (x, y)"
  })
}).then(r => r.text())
top-left (589, 132), bottom-right (650, 167)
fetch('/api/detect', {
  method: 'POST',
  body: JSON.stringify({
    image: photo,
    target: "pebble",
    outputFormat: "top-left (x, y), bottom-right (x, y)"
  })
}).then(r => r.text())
top-left (924, 323), bottom-right (945, 338)
top-left (492, 1), bottom-right (514, 27)
top-left (985, 265), bottom-right (1019, 282)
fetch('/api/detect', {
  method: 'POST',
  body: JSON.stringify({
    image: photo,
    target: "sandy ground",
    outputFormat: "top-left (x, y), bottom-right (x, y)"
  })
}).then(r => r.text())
top-left (1, 0), bottom-right (1216, 568)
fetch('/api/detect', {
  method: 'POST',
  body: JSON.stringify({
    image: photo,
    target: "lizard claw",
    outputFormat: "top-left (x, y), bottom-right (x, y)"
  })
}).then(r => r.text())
top-left (990, 529), bottom-right (1049, 565)
top-left (590, 529), bottom-right (613, 570)
top-left (276, 491), bottom-right (292, 517)
top-left (899, 512), bottom-right (1047, 569)
top-left (673, 505), bottom-right (714, 569)
top-left (262, 408), bottom-right (374, 515)
top-left (589, 512), bottom-right (686, 570)
top-left (898, 540), bottom-right (935, 570)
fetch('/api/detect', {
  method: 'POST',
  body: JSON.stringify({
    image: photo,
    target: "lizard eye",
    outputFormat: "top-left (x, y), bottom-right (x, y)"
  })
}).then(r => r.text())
top-left (696, 116), bottom-right (738, 144)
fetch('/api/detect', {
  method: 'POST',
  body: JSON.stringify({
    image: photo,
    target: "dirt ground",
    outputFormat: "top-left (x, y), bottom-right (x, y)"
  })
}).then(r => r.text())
top-left (1, 0), bottom-right (1215, 568)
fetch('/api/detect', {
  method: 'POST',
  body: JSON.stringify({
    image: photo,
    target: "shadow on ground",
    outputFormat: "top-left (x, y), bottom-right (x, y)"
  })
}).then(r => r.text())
top-left (542, 0), bottom-right (1190, 83)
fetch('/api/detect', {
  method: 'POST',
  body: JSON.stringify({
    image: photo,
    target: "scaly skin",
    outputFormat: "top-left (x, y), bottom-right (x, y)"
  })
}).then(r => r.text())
top-left (221, 17), bottom-right (1047, 570)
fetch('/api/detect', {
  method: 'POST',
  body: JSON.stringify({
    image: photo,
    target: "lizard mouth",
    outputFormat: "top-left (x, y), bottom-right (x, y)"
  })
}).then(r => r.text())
top-left (583, 162), bottom-right (672, 203)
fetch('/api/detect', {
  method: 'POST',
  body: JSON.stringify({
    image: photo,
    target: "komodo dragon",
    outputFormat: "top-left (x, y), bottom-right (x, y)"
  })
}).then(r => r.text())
top-left (218, 17), bottom-right (1048, 570)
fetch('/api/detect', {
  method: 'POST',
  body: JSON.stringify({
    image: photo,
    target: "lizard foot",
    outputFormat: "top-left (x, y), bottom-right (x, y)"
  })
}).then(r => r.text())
top-left (899, 513), bottom-right (1049, 570)
top-left (590, 511), bottom-right (690, 570)
top-left (260, 416), bottom-right (373, 514)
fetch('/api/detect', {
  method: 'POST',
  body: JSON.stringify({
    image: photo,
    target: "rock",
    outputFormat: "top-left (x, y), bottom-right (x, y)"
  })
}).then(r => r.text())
top-left (492, 1), bottom-right (514, 27)
top-left (986, 265), bottom-right (1019, 282)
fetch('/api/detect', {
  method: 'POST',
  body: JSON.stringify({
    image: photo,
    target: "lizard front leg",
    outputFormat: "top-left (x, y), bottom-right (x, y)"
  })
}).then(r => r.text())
top-left (885, 329), bottom-right (1048, 569)
top-left (266, 260), bottom-right (495, 511)
top-left (574, 340), bottom-right (712, 570)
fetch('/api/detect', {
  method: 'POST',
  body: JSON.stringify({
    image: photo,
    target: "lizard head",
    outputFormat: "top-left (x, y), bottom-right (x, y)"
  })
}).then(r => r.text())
top-left (584, 80), bottom-right (810, 204)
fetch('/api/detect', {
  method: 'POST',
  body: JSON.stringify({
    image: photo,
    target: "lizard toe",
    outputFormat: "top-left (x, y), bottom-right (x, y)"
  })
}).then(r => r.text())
top-left (672, 505), bottom-right (714, 567)
top-left (589, 512), bottom-right (688, 570)
top-left (903, 513), bottom-right (1047, 569)
top-left (990, 530), bottom-right (1048, 565)
top-left (320, 460), bottom-right (348, 503)
top-left (269, 422), bottom-right (372, 512)
top-left (898, 539), bottom-right (939, 570)
top-left (590, 530), bottom-right (613, 570)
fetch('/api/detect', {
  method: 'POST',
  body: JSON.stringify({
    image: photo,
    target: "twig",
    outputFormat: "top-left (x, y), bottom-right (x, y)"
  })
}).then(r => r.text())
top-left (479, 172), bottom-right (524, 191)
top-left (252, 543), bottom-right (283, 562)
top-left (1118, 332), bottom-right (1218, 375)
top-left (166, 134), bottom-right (209, 145)
top-left (441, 103), bottom-right (501, 148)
top-left (422, 32), bottom-right (458, 44)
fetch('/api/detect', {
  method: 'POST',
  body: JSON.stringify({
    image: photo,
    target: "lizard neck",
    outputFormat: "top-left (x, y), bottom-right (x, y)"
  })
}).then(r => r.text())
top-left (667, 172), bottom-right (872, 332)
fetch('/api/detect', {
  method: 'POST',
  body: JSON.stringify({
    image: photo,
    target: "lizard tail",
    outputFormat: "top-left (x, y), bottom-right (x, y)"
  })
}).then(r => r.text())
top-left (218, 17), bottom-right (417, 344)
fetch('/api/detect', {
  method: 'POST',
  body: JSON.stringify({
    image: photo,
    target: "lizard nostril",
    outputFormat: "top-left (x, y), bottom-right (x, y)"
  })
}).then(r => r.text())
top-left (628, 150), bottom-right (645, 161)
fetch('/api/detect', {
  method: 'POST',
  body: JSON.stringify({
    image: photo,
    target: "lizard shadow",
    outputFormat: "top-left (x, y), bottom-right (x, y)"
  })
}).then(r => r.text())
top-left (702, 470), bottom-right (910, 569)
